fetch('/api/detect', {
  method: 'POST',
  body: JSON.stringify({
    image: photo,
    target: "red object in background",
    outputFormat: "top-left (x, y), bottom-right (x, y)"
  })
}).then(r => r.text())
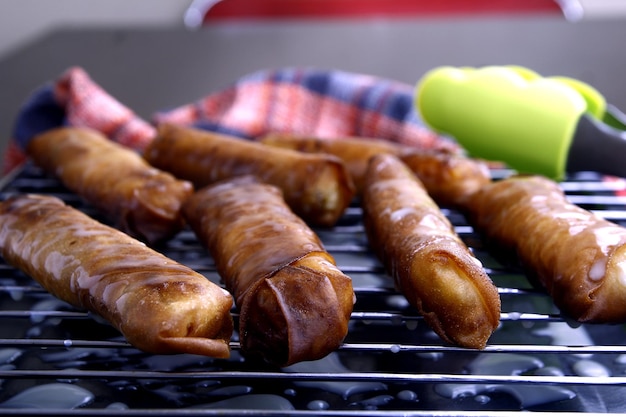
top-left (202, 0), bottom-right (562, 21)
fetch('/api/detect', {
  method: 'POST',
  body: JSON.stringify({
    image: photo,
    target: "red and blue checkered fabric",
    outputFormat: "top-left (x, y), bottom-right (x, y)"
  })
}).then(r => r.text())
top-left (4, 66), bottom-right (454, 174)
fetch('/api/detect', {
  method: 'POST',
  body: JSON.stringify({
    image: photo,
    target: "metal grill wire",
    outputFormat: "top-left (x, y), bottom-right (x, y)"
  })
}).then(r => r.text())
top-left (1, 163), bottom-right (626, 415)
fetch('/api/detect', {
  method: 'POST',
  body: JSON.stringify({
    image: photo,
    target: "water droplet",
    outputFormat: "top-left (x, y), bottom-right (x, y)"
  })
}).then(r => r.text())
top-left (474, 394), bottom-right (491, 404)
top-left (195, 380), bottom-right (219, 389)
top-left (467, 353), bottom-right (543, 376)
top-left (25, 326), bottom-right (41, 337)
top-left (390, 345), bottom-right (401, 353)
top-left (436, 384), bottom-right (478, 399)
top-left (152, 384), bottom-right (187, 403)
top-left (106, 402), bottom-right (129, 410)
top-left (396, 390), bottom-right (418, 401)
top-left (191, 394), bottom-right (294, 410)
top-left (532, 323), bottom-right (593, 358)
top-left (507, 312), bottom-right (521, 320)
top-left (207, 385), bottom-right (252, 396)
top-left (307, 400), bottom-right (329, 410)
top-left (30, 299), bottom-right (73, 324)
top-left (108, 379), bottom-right (127, 387)
top-left (615, 354), bottom-right (626, 365)
top-left (533, 366), bottom-right (565, 376)
top-left (283, 354), bottom-right (387, 399)
top-left (404, 320), bottom-right (418, 331)
top-left (572, 359), bottom-right (610, 377)
top-left (416, 352), bottom-right (443, 361)
top-left (283, 388), bottom-right (296, 397)
top-left (141, 354), bottom-right (213, 372)
top-left (563, 317), bottom-right (583, 329)
top-left (355, 394), bottom-right (393, 409)
top-left (435, 353), bottom-right (576, 408)
top-left (0, 348), bottom-right (21, 364)
top-left (9, 289), bottom-right (23, 302)
top-left (0, 383), bottom-right (94, 409)
top-left (0, 364), bottom-right (15, 372)
top-left (40, 347), bottom-right (114, 363)
top-left (386, 295), bottom-right (410, 309)
top-left (497, 385), bottom-right (576, 407)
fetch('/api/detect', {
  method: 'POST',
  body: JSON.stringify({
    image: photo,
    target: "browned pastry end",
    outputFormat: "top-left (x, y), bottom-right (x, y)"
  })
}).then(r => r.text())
top-left (27, 127), bottom-right (193, 244)
top-left (183, 176), bottom-right (355, 366)
top-left (467, 175), bottom-right (626, 323)
top-left (362, 154), bottom-right (500, 349)
top-left (0, 194), bottom-right (234, 357)
top-left (259, 133), bottom-right (491, 207)
top-left (144, 124), bottom-right (355, 227)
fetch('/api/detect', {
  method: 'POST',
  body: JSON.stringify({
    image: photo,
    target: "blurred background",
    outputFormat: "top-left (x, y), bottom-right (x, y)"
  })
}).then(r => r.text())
top-left (1, 0), bottom-right (625, 164)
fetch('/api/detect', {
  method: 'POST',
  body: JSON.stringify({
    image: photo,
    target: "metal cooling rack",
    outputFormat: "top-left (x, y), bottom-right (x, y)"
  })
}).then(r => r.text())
top-left (2, 162), bottom-right (626, 415)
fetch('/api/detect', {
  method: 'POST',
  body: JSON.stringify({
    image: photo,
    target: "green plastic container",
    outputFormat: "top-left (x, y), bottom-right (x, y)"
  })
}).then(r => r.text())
top-left (415, 66), bottom-right (596, 179)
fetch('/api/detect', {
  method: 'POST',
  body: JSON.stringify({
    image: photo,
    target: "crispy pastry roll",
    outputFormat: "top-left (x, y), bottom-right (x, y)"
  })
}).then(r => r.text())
top-left (144, 124), bottom-right (355, 227)
top-left (399, 149), bottom-right (491, 208)
top-left (182, 176), bottom-right (355, 366)
top-left (27, 127), bottom-right (193, 244)
top-left (260, 133), bottom-right (403, 194)
top-left (467, 175), bottom-right (626, 323)
top-left (362, 154), bottom-right (500, 349)
top-left (260, 133), bottom-right (491, 207)
top-left (0, 194), bottom-right (234, 357)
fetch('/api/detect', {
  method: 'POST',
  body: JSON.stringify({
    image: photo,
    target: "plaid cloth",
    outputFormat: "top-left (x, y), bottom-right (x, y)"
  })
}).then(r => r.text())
top-left (4, 66), bottom-right (453, 175)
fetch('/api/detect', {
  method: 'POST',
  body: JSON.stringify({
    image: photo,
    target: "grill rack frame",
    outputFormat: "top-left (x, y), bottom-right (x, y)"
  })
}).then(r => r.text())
top-left (1, 163), bottom-right (626, 415)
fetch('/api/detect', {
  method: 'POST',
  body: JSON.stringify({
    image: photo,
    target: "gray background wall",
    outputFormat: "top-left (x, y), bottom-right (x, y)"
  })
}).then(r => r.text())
top-left (1, 1), bottom-right (625, 164)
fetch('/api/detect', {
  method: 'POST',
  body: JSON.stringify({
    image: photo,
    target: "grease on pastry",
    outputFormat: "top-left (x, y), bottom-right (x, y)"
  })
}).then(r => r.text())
top-left (468, 175), bottom-right (626, 323)
top-left (362, 154), bottom-right (500, 349)
top-left (27, 127), bottom-right (193, 244)
top-left (183, 176), bottom-right (355, 366)
top-left (145, 124), bottom-right (355, 227)
top-left (0, 194), bottom-right (233, 357)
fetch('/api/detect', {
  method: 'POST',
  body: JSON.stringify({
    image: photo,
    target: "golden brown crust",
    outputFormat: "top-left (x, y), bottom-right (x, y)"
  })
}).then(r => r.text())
top-left (144, 124), bottom-right (355, 227)
top-left (260, 133), bottom-right (403, 194)
top-left (467, 175), bottom-right (626, 323)
top-left (0, 194), bottom-right (233, 357)
top-left (182, 176), bottom-right (355, 366)
top-left (27, 127), bottom-right (193, 244)
top-left (398, 149), bottom-right (491, 208)
top-left (259, 133), bottom-right (490, 207)
top-left (362, 154), bottom-right (500, 349)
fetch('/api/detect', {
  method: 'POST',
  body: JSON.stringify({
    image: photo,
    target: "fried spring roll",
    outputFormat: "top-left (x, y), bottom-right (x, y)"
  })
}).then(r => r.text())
top-left (0, 194), bottom-right (233, 357)
top-left (144, 124), bottom-right (355, 227)
top-left (27, 127), bottom-right (193, 244)
top-left (183, 176), bottom-right (355, 366)
top-left (260, 133), bottom-right (491, 207)
top-left (467, 175), bottom-right (626, 323)
top-left (362, 154), bottom-right (500, 349)
top-left (399, 149), bottom-right (491, 208)
top-left (260, 133), bottom-right (403, 194)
